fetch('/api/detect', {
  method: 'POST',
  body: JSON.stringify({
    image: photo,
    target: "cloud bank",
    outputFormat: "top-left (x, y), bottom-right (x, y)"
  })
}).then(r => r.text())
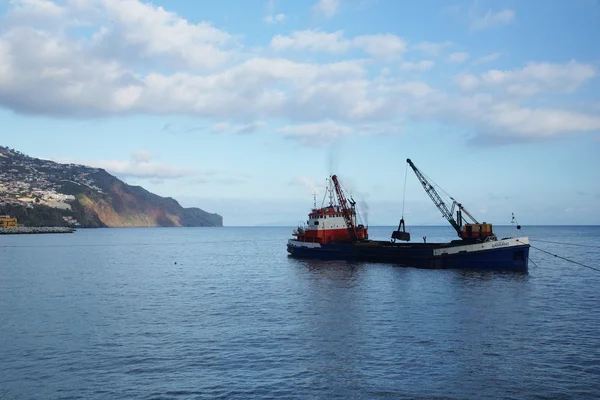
top-left (0, 0), bottom-right (598, 145)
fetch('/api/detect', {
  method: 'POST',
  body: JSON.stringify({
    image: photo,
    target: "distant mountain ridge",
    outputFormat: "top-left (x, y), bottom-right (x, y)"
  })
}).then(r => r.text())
top-left (0, 146), bottom-right (222, 228)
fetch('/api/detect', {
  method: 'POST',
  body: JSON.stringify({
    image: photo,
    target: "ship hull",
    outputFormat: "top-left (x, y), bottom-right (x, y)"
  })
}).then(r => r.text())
top-left (287, 237), bottom-right (530, 272)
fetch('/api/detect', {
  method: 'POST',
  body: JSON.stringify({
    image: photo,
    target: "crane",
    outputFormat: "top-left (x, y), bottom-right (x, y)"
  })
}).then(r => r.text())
top-left (331, 174), bottom-right (358, 241)
top-left (406, 159), bottom-right (492, 241)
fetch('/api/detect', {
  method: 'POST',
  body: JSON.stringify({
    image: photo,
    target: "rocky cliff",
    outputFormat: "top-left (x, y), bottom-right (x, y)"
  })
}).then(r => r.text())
top-left (0, 146), bottom-right (222, 228)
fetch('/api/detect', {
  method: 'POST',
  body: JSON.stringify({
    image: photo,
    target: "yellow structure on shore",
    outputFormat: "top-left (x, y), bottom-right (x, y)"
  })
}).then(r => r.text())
top-left (0, 215), bottom-right (18, 228)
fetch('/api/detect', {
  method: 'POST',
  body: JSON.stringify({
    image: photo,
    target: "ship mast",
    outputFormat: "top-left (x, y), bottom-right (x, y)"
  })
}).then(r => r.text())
top-left (331, 175), bottom-right (358, 241)
top-left (328, 178), bottom-right (335, 206)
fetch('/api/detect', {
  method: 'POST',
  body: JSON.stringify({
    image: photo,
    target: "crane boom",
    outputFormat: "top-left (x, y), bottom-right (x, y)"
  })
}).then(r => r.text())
top-left (406, 159), bottom-right (462, 236)
top-left (458, 204), bottom-right (479, 225)
top-left (331, 175), bottom-right (358, 241)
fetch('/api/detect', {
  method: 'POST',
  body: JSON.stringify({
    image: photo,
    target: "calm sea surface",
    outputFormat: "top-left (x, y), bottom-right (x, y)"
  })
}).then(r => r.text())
top-left (1, 225), bottom-right (599, 399)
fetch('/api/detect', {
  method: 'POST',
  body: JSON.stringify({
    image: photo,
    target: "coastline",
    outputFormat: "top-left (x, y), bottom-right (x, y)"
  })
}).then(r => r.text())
top-left (0, 227), bottom-right (75, 234)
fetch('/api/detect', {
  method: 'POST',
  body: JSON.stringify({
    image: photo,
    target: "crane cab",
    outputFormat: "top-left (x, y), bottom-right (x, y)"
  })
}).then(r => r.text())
top-left (461, 223), bottom-right (494, 240)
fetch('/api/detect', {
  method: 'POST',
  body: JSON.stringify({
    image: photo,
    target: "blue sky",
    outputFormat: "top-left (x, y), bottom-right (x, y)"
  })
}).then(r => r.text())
top-left (1, 0), bottom-right (599, 226)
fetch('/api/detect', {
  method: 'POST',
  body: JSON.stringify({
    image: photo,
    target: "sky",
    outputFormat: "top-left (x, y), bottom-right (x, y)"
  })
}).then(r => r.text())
top-left (1, 0), bottom-right (599, 226)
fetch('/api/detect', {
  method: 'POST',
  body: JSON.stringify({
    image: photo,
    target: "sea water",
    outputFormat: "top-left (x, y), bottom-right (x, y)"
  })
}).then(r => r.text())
top-left (1, 226), bottom-right (599, 399)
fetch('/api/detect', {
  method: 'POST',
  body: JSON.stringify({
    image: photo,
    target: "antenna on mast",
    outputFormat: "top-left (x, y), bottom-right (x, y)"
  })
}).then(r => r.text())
top-left (313, 191), bottom-right (317, 208)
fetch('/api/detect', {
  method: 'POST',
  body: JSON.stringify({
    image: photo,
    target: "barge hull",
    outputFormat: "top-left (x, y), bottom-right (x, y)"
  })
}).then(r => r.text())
top-left (287, 237), bottom-right (530, 272)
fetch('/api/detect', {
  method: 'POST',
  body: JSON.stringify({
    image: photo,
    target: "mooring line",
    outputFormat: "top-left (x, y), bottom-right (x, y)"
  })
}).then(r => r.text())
top-left (528, 256), bottom-right (539, 269)
top-left (526, 242), bottom-right (600, 273)
top-left (530, 239), bottom-right (600, 249)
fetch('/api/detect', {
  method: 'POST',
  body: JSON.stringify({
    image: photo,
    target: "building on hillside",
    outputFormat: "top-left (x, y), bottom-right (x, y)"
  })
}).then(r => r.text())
top-left (0, 215), bottom-right (18, 228)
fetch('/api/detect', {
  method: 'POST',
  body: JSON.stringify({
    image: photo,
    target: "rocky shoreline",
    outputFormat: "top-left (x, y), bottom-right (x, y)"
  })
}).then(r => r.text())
top-left (0, 227), bottom-right (75, 234)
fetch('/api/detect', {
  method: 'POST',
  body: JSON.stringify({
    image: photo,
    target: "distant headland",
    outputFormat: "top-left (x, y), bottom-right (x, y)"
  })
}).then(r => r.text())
top-left (0, 146), bottom-right (223, 229)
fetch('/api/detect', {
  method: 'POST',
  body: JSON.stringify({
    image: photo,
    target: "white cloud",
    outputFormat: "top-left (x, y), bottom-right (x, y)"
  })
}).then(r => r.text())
top-left (169, 58), bottom-right (368, 121)
top-left (211, 122), bottom-right (230, 133)
top-left (264, 0), bottom-right (276, 13)
top-left (8, 0), bottom-right (66, 22)
top-left (0, 39), bottom-right (12, 84)
top-left (55, 151), bottom-right (197, 179)
top-left (473, 52), bottom-right (501, 65)
top-left (290, 177), bottom-right (321, 194)
top-left (271, 30), bottom-right (349, 53)
top-left (380, 81), bottom-right (435, 98)
top-left (411, 92), bottom-right (600, 142)
top-left (0, 0), bottom-right (598, 147)
top-left (5, 0), bottom-right (234, 71)
top-left (189, 170), bottom-right (251, 185)
top-left (235, 121), bottom-right (267, 134)
top-left (312, 0), bottom-right (340, 18)
top-left (264, 13), bottom-right (285, 24)
top-left (101, 159), bottom-right (194, 178)
top-left (455, 74), bottom-right (479, 91)
top-left (412, 41), bottom-right (453, 56)
top-left (456, 60), bottom-right (596, 94)
top-left (278, 121), bottom-right (353, 145)
top-left (471, 9), bottom-right (515, 31)
top-left (401, 82), bottom-right (435, 97)
top-left (447, 52), bottom-right (469, 63)
top-left (270, 30), bottom-right (406, 58)
top-left (263, 0), bottom-right (285, 23)
top-left (99, 161), bottom-right (195, 180)
top-left (193, 177), bottom-right (247, 185)
top-left (352, 34), bottom-right (406, 58)
top-left (94, 0), bottom-right (234, 70)
top-left (400, 60), bottom-right (435, 72)
top-left (0, 27), bottom-right (377, 120)
top-left (211, 121), bottom-right (267, 134)
top-left (484, 104), bottom-right (600, 137)
top-left (131, 149), bottom-right (154, 163)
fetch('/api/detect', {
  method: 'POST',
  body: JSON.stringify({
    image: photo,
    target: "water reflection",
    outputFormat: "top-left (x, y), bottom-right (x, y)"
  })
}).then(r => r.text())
top-left (456, 269), bottom-right (530, 282)
top-left (286, 258), bottom-right (371, 397)
top-left (289, 258), bottom-right (364, 283)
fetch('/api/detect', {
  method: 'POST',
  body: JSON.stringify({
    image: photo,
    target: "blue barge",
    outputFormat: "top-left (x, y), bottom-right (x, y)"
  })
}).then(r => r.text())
top-left (286, 159), bottom-right (530, 272)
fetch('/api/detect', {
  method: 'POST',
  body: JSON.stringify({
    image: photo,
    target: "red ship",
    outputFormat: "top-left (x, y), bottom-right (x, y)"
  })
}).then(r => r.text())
top-left (291, 175), bottom-right (368, 244)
